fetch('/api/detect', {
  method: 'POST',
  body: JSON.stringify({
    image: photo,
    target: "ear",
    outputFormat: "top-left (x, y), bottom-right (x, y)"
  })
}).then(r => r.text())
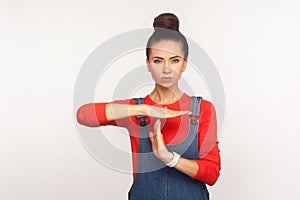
top-left (146, 58), bottom-right (151, 72)
top-left (181, 59), bottom-right (188, 73)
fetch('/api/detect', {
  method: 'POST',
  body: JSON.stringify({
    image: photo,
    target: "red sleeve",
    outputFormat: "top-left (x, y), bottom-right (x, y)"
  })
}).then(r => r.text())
top-left (191, 101), bottom-right (221, 186)
top-left (76, 99), bottom-right (132, 128)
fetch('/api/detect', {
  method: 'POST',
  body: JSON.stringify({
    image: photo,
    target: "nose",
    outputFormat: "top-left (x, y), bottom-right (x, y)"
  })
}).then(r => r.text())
top-left (162, 62), bottom-right (171, 73)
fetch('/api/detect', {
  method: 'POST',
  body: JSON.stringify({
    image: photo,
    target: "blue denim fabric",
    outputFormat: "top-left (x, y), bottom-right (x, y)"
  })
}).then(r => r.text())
top-left (128, 96), bottom-right (209, 200)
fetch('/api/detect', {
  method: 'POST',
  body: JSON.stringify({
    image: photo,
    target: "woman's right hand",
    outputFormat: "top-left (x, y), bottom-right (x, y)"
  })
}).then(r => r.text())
top-left (145, 105), bottom-right (192, 118)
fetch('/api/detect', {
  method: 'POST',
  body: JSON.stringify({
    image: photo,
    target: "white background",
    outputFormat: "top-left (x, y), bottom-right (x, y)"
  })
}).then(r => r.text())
top-left (1, 0), bottom-right (300, 199)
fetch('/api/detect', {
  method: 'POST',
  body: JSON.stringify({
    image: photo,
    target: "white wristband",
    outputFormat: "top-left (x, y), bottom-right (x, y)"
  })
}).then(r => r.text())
top-left (165, 152), bottom-right (181, 167)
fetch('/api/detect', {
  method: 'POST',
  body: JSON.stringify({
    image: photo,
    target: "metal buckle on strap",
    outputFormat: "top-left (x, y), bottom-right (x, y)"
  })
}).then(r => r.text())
top-left (190, 115), bottom-right (199, 125)
top-left (138, 119), bottom-right (148, 127)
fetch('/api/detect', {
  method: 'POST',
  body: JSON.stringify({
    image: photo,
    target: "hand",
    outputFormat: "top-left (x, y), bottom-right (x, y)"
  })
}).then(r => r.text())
top-left (149, 119), bottom-right (174, 163)
top-left (146, 105), bottom-right (192, 119)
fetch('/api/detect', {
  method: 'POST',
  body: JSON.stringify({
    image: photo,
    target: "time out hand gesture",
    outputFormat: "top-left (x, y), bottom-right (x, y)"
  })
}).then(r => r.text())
top-left (149, 119), bottom-right (174, 163)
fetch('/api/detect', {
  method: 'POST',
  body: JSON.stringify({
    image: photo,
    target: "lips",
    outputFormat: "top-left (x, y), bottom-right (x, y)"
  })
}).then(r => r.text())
top-left (161, 77), bottom-right (173, 81)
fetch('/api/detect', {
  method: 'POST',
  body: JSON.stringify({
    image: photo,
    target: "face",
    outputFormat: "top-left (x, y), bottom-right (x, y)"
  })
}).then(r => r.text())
top-left (146, 40), bottom-right (187, 89)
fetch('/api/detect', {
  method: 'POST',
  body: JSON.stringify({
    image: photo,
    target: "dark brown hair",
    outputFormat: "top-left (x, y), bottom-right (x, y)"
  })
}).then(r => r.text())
top-left (146, 13), bottom-right (189, 60)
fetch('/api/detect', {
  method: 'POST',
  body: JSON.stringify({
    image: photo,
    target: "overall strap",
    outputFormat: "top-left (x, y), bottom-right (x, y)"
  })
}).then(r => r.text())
top-left (190, 96), bottom-right (202, 125)
top-left (133, 97), bottom-right (148, 126)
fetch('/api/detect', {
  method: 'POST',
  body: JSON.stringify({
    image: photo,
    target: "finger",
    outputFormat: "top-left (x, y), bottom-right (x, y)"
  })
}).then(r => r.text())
top-left (173, 110), bottom-right (192, 117)
top-left (152, 128), bottom-right (158, 136)
top-left (149, 131), bottom-right (154, 143)
top-left (149, 131), bottom-right (155, 137)
top-left (182, 110), bottom-right (192, 115)
top-left (156, 119), bottom-right (161, 132)
top-left (156, 135), bottom-right (167, 152)
top-left (156, 131), bottom-right (164, 142)
top-left (154, 119), bottom-right (161, 133)
top-left (165, 110), bottom-right (191, 118)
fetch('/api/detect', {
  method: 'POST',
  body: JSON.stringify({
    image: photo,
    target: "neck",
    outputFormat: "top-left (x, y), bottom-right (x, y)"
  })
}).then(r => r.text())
top-left (149, 84), bottom-right (183, 104)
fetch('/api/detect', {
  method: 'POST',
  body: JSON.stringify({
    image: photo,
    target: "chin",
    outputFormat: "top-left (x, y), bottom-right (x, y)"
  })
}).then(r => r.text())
top-left (157, 82), bottom-right (176, 89)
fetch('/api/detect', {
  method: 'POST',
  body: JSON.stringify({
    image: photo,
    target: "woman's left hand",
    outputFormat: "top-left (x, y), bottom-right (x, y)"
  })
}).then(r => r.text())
top-left (149, 119), bottom-right (174, 163)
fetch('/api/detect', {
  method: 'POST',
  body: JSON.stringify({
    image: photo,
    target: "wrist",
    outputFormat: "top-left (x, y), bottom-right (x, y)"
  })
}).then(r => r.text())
top-left (161, 151), bottom-right (174, 163)
top-left (141, 104), bottom-right (150, 116)
top-left (129, 104), bottom-right (149, 116)
top-left (165, 152), bottom-right (181, 167)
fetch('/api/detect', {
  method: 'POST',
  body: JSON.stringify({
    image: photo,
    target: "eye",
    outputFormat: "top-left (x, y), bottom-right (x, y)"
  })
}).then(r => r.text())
top-left (153, 59), bottom-right (162, 64)
top-left (172, 59), bottom-right (180, 63)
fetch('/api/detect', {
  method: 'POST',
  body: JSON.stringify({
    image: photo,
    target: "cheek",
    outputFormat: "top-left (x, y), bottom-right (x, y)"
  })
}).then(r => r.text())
top-left (148, 66), bottom-right (160, 79)
top-left (149, 65), bottom-right (162, 73)
top-left (172, 65), bottom-right (184, 74)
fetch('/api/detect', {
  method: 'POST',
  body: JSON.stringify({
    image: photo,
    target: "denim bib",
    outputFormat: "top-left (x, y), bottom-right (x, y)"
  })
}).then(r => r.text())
top-left (128, 96), bottom-right (209, 200)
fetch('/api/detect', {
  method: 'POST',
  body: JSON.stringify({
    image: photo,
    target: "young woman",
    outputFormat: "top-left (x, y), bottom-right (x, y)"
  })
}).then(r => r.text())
top-left (77, 13), bottom-right (220, 200)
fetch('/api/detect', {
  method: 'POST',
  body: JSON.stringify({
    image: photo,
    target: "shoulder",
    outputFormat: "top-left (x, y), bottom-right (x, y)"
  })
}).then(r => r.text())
top-left (200, 99), bottom-right (215, 112)
top-left (183, 94), bottom-right (216, 117)
top-left (184, 95), bottom-right (216, 117)
top-left (186, 95), bottom-right (215, 112)
top-left (198, 99), bottom-right (217, 123)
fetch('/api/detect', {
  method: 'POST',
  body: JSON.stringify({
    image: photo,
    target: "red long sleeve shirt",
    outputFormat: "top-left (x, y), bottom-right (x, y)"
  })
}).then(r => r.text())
top-left (76, 93), bottom-right (221, 186)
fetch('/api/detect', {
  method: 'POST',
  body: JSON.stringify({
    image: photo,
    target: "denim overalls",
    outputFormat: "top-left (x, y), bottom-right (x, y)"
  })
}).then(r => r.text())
top-left (128, 96), bottom-right (209, 200)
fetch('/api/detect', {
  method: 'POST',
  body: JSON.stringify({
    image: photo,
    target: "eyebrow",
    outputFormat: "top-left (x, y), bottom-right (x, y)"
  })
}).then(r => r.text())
top-left (152, 56), bottom-right (181, 60)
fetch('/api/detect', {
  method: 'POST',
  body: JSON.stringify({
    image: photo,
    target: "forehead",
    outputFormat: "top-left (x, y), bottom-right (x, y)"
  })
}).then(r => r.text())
top-left (150, 40), bottom-right (184, 58)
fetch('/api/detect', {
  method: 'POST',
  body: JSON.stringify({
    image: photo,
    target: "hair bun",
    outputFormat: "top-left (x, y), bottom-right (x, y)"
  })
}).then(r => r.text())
top-left (153, 13), bottom-right (179, 32)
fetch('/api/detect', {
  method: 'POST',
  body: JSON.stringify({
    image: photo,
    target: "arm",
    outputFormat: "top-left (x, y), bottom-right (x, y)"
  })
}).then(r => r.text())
top-left (157, 145), bottom-right (220, 186)
top-left (149, 101), bottom-right (221, 186)
top-left (105, 103), bottom-right (148, 121)
top-left (166, 145), bottom-right (220, 186)
top-left (76, 99), bottom-right (147, 127)
top-left (191, 101), bottom-right (220, 186)
top-left (77, 100), bottom-right (191, 127)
